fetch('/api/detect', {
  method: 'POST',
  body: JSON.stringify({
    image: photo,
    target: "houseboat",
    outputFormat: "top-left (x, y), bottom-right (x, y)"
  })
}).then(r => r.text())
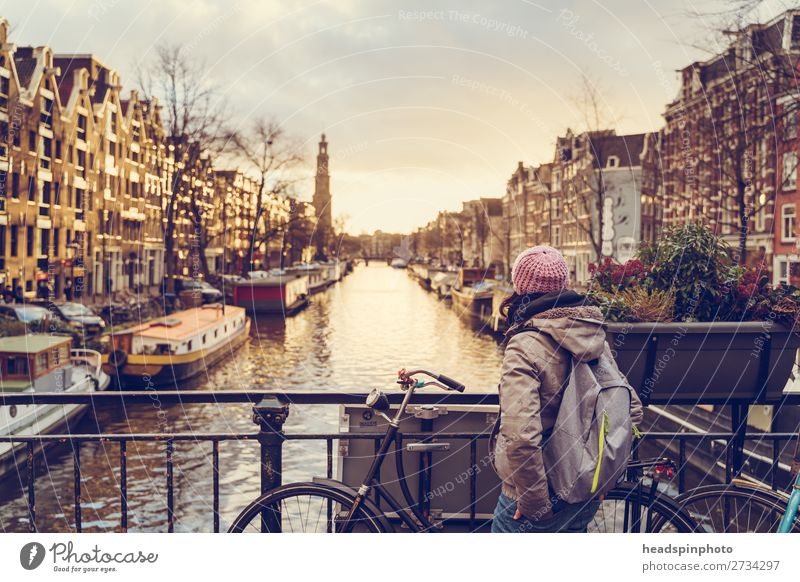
top-left (102, 305), bottom-right (251, 387)
top-left (233, 274), bottom-right (310, 315)
top-left (287, 263), bottom-right (333, 294)
top-left (0, 335), bottom-right (110, 479)
top-left (410, 264), bottom-right (445, 291)
top-left (450, 268), bottom-right (497, 320)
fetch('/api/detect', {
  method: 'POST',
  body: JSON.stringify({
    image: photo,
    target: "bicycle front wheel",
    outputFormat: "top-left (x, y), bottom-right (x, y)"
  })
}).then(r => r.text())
top-left (227, 482), bottom-right (391, 533)
top-left (676, 482), bottom-right (800, 533)
top-left (589, 482), bottom-right (698, 533)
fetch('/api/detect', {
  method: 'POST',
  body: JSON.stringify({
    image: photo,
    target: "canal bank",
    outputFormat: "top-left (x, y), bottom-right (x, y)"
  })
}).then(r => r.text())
top-left (0, 265), bottom-right (504, 532)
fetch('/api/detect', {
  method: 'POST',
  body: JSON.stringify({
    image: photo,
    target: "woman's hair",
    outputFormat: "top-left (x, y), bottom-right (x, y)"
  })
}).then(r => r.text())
top-left (499, 292), bottom-right (520, 321)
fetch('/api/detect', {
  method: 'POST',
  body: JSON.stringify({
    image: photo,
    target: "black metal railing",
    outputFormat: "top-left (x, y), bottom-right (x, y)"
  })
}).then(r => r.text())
top-left (0, 391), bottom-right (798, 533)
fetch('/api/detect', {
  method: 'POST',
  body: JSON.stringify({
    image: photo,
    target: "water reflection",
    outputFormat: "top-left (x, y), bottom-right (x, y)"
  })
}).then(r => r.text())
top-left (0, 265), bottom-right (504, 532)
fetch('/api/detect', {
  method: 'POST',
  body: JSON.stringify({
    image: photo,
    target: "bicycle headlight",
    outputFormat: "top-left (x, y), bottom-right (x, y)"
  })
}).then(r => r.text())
top-left (366, 388), bottom-right (390, 412)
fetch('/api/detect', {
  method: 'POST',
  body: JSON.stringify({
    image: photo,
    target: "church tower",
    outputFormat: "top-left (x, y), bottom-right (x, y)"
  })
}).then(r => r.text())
top-left (312, 133), bottom-right (332, 260)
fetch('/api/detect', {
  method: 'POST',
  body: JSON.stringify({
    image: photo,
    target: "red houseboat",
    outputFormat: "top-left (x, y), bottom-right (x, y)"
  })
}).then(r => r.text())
top-left (233, 274), bottom-right (310, 315)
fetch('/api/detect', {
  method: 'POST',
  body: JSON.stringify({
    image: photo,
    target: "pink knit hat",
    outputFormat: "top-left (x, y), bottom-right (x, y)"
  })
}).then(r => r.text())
top-left (511, 246), bottom-right (569, 295)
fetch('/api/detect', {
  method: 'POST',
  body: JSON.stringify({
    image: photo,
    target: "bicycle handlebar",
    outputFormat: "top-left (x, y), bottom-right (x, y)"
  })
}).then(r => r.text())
top-left (435, 373), bottom-right (466, 392)
top-left (399, 368), bottom-right (466, 392)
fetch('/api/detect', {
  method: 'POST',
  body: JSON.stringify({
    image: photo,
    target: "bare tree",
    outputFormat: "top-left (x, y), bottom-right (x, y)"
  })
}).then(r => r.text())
top-left (563, 74), bottom-right (624, 262)
top-left (136, 43), bottom-right (230, 292)
top-left (229, 118), bottom-right (304, 275)
top-left (680, 3), bottom-right (800, 263)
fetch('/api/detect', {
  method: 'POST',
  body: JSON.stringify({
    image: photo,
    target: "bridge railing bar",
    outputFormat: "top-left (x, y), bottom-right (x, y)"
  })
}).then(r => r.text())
top-left (2, 391), bottom-right (799, 532)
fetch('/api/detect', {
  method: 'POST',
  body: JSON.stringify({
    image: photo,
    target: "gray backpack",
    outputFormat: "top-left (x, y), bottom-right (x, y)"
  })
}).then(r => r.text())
top-left (543, 353), bottom-right (638, 503)
top-left (490, 347), bottom-right (639, 504)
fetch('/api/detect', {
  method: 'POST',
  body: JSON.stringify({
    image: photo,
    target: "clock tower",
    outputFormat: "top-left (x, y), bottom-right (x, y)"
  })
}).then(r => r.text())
top-left (312, 133), bottom-right (332, 260)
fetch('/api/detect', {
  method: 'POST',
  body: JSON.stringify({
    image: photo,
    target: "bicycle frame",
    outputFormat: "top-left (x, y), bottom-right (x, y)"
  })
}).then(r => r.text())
top-left (778, 440), bottom-right (800, 533)
top-left (340, 371), bottom-right (451, 532)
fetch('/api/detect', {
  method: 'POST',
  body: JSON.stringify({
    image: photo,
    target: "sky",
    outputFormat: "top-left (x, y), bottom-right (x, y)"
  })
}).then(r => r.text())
top-left (0, 0), bottom-right (792, 234)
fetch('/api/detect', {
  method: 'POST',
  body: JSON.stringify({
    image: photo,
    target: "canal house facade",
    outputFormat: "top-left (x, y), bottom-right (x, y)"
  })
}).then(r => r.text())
top-left (0, 17), bottom-right (313, 302)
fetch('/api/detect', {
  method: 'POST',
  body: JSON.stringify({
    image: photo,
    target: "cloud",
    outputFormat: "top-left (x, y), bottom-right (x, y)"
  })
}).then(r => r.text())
top-left (0, 0), bottom-right (755, 232)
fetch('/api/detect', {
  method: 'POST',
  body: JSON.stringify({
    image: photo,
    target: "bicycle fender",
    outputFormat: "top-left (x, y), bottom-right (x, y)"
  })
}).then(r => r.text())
top-left (311, 477), bottom-right (394, 532)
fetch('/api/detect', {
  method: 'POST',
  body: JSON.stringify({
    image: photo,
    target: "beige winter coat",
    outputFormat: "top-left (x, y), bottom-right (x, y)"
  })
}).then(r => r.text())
top-left (493, 305), bottom-right (643, 519)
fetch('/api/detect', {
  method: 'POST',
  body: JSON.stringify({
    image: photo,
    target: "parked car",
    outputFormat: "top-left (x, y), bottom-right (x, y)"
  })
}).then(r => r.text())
top-left (175, 279), bottom-right (224, 304)
top-left (50, 302), bottom-right (106, 335)
top-left (0, 304), bottom-right (51, 325)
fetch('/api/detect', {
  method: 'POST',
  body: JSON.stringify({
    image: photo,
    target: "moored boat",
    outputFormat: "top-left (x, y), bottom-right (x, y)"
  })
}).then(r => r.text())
top-left (390, 258), bottom-right (408, 269)
top-left (450, 268), bottom-right (496, 320)
top-left (0, 335), bottom-right (110, 479)
top-left (102, 305), bottom-right (251, 387)
top-left (286, 263), bottom-right (333, 294)
top-left (233, 274), bottom-right (310, 315)
top-left (431, 271), bottom-right (457, 300)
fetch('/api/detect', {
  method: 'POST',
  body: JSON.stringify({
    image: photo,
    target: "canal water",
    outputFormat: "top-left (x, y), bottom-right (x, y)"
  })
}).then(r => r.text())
top-left (0, 265), bottom-right (505, 532)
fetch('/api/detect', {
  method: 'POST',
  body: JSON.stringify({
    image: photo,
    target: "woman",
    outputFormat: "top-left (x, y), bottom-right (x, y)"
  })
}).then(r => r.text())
top-left (491, 245), bottom-right (642, 533)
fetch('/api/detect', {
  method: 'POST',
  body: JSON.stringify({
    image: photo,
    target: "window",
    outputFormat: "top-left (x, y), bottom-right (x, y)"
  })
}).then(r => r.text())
top-left (783, 151), bottom-right (798, 191)
top-left (27, 176), bottom-right (35, 201)
top-left (10, 225), bottom-right (17, 256)
top-left (777, 260), bottom-right (790, 285)
top-left (606, 155), bottom-right (619, 168)
top-left (782, 204), bottom-right (796, 242)
top-left (552, 197), bottom-right (562, 220)
top-left (755, 204), bottom-right (766, 233)
top-left (553, 225), bottom-right (562, 247)
top-left (76, 149), bottom-right (86, 177)
top-left (40, 137), bottom-right (51, 169)
top-left (77, 114), bottom-right (87, 140)
top-left (552, 170), bottom-right (561, 191)
top-left (53, 228), bottom-right (59, 256)
top-left (785, 110), bottom-right (798, 141)
top-left (11, 172), bottom-right (18, 199)
top-left (7, 356), bottom-right (28, 375)
top-left (39, 228), bottom-right (50, 257)
top-left (26, 226), bottom-right (33, 257)
top-left (40, 97), bottom-right (53, 128)
top-left (36, 352), bottom-right (47, 372)
top-left (0, 76), bottom-right (8, 109)
top-left (28, 130), bottom-right (35, 153)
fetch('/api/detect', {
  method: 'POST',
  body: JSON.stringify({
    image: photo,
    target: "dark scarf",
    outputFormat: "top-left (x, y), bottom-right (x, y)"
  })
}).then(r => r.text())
top-left (505, 289), bottom-right (586, 334)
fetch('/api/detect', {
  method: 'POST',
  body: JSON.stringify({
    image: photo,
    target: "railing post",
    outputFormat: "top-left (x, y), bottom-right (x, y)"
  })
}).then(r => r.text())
top-left (253, 397), bottom-right (289, 496)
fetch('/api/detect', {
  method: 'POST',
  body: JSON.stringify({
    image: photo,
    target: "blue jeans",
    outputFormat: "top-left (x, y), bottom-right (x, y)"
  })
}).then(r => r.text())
top-left (491, 492), bottom-right (600, 533)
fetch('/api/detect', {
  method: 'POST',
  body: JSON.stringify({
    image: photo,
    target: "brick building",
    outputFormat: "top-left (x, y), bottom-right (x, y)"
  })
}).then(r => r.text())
top-left (661, 9), bottom-right (800, 281)
top-left (0, 18), bottom-right (305, 302)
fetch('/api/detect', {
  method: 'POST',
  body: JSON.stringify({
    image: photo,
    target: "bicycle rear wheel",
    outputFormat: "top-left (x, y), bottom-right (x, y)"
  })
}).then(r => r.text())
top-left (675, 482), bottom-right (800, 533)
top-left (228, 482), bottom-right (391, 533)
top-left (590, 482), bottom-right (697, 532)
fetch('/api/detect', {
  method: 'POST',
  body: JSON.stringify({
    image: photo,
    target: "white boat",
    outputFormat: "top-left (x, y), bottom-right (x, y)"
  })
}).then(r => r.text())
top-left (287, 263), bottom-right (334, 294)
top-left (0, 335), bottom-right (110, 479)
top-left (391, 258), bottom-right (409, 269)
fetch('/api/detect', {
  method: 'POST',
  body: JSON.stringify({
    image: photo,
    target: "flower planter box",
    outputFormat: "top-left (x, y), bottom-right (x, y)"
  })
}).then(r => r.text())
top-left (605, 321), bottom-right (800, 405)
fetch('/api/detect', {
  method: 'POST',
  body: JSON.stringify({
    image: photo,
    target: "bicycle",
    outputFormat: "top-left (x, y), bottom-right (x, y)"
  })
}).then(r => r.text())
top-left (667, 437), bottom-right (800, 533)
top-left (228, 368), bottom-right (698, 533)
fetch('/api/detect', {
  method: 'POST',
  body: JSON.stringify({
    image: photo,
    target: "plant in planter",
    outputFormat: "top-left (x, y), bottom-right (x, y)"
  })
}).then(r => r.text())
top-left (588, 223), bottom-right (800, 404)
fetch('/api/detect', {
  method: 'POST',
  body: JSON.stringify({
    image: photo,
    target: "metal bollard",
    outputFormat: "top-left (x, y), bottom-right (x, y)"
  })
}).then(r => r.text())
top-left (253, 397), bottom-right (290, 496)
